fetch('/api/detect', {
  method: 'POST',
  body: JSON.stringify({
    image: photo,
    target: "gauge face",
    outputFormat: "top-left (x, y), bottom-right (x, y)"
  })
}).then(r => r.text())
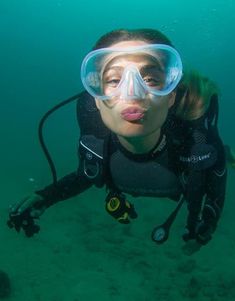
top-left (152, 227), bottom-right (166, 242)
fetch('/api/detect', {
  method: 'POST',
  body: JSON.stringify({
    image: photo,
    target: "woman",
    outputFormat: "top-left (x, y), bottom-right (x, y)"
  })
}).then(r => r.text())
top-left (8, 28), bottom-right (227, 247)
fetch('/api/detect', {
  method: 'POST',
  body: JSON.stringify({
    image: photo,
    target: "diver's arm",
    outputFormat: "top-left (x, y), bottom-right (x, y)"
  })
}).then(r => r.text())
top-left (183, 126), bottom-right (227, 245)
top-left (36, 167), bottom-right (93, 208)
top-left (7, 165), bottom-right (94, 236)
top-left (203, 131), bottom-right (227, 227)
top-left (183, 169), bottom-right (205, 235)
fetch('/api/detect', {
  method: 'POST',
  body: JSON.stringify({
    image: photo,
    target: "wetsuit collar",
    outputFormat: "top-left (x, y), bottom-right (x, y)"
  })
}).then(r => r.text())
top-left (112, 131), bottom-right (167, 162)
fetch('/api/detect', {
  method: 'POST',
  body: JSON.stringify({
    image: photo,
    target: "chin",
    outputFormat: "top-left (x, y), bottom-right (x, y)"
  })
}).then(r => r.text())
top-left (117, 124), bottom-right (150, 138)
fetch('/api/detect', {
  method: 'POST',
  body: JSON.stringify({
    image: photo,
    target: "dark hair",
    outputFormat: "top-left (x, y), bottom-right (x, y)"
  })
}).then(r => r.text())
top-left (93, 28), bottom-right (173, 50)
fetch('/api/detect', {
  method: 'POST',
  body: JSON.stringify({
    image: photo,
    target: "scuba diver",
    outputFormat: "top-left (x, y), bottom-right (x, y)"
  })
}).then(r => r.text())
top-left (7, 28), bottom-right (228, 248)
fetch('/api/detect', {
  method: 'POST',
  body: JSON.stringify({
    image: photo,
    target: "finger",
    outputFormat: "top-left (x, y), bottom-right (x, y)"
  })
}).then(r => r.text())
top-left (19, 196), bottom-right (37, 213)
top-left (9, 196), bottom-right (29, 213)
top-left (196, 232), bottom-right (212, 245)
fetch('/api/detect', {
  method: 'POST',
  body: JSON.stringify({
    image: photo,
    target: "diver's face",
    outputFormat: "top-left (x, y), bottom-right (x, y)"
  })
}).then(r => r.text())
top-left (95, 40), bottom-right (176, 138)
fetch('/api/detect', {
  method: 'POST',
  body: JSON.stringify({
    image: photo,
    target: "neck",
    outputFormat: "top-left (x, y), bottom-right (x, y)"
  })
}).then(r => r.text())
top-left (117, 130), bottom-right (161, 154)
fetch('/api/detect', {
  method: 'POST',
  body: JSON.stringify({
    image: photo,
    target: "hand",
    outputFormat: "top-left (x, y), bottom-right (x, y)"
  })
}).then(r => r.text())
top-left (105, 191), bottom-right (138, 224)
top-left (7, 193), bottom-right (46, 237)
top-left (183, 204), bottom-right (218, 245)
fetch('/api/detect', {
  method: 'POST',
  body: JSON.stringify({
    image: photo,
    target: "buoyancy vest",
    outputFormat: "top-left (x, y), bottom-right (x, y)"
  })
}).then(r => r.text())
top-left (76, 91), bottom-right (219, 200)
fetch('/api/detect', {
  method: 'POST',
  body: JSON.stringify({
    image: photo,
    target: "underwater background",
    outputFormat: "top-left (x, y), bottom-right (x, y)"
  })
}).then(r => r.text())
top-left (1, 0), bottom-right (235, 300)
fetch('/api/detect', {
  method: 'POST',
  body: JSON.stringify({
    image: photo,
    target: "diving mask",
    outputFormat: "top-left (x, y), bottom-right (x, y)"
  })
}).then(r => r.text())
top-left (81, 44), bottom-right (183, 101)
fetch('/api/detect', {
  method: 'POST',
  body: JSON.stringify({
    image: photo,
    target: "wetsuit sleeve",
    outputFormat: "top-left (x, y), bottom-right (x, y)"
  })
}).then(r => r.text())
top-left (185, 126), bottom-right (227, 229)
top-left (182, 95), bottom-right (227, 239)
top-left (35, 164), bottom-right (93, 208)
top-left (204, 126), bottom-right (227, 220)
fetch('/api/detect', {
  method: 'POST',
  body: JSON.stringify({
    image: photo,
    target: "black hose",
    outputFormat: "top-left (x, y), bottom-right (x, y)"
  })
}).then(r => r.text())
top-left (38, 93), bottom-right (80, 186)
top-left (152, 196), bottom-right (185, 244)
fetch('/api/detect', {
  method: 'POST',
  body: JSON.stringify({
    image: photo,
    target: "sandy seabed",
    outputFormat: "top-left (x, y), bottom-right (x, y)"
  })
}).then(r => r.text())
top-left (1, 168), bottom-right (235, 301)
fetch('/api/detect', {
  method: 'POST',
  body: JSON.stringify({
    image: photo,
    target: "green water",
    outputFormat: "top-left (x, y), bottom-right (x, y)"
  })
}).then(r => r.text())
top-left (1, 0), bottom-right (235, 300)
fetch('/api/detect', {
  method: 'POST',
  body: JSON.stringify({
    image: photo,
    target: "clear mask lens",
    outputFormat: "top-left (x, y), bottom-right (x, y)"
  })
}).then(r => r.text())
top-left (81, 44), bottom-right (183, 100)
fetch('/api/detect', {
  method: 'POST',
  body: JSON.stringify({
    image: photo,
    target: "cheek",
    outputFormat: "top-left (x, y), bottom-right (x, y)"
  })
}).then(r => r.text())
top-left (150, 100), bottom-right (169, 125)
top-left (98, 104), bottom-right (120, 131)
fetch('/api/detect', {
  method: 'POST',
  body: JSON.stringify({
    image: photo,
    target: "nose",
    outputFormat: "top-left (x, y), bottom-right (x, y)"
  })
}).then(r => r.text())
top-left (126, 76), bottom-right (136, 96)
top-left (119, 65), bottom-right (148, 100)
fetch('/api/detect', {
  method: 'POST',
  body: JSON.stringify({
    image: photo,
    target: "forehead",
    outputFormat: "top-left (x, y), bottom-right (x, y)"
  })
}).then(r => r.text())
top-left (104, 40), bottom-right (152, 68)
top-left (109, 40), bottom-right (149, 48)
top-left (104, 54), bottom-right (160, 70)
top-left (99, 41), bottom-right (165, 72)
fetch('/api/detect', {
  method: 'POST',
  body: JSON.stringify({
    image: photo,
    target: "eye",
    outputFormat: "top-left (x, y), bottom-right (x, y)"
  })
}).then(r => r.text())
top-left (104, 78), bottom-right (121, 88)
top-left (143, 77), bottom-right (162, 87)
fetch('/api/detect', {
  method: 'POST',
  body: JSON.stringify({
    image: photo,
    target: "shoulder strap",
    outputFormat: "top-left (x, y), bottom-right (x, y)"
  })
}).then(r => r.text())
top-left (79, 134), bottom-right (105, 187)
top-left (167, 94), bottom-right (220, 171)
top-left (76, 91), bottom-right (113, 187)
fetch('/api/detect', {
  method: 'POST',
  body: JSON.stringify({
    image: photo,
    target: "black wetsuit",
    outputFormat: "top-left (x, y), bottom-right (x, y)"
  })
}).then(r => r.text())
top-left (36, 92), bottom-right (227, 228)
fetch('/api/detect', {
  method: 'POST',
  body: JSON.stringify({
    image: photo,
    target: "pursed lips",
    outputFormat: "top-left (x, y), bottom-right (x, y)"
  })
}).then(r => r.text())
top-left (120, 106), bottom-right (147, 121)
